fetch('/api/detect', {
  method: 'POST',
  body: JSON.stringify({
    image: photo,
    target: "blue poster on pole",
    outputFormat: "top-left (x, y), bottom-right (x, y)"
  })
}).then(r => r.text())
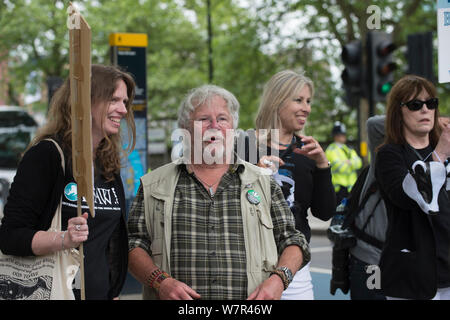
top-left (438, 0), bottom-right (450, 83)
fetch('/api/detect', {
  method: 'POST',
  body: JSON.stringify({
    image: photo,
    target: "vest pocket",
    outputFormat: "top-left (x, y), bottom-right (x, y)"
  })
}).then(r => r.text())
top-left (150, 237), bottom-right (163, 267)
top-left (256, 208), bottom-right (277, 274)
top-left (257, 208), bottom-right (274, 229)
top-left (149, 197), bottom-right (165, 268)
top-left (151, 198), bottom-right (165, 240)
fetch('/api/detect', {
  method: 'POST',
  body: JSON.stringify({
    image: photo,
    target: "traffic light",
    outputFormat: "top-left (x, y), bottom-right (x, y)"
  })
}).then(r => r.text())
top-left (407, 32), bottom-right (434, 82)
top-left (341, 40), bottom-right (363, 108)
top-left (366, 31), bottom-right (397, 103)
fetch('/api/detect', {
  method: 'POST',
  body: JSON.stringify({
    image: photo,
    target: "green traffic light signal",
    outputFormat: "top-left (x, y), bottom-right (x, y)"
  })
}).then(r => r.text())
top-left (380, 82), bottom-right (392, 95)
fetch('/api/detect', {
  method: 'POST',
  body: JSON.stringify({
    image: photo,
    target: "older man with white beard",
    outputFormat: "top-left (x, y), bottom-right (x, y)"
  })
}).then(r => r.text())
top-left (127, 84), bottom-right (310, 300)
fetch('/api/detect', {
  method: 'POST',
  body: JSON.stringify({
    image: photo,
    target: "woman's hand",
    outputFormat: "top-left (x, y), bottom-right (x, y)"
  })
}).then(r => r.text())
top-left (434, 120), bottom-right (450, 162)
top-left (65, 212), bottom-right (89, 249)
top-left (257, 155), bottom-right (285, 174)
top-left (294, 135), bottom-right (329, 168)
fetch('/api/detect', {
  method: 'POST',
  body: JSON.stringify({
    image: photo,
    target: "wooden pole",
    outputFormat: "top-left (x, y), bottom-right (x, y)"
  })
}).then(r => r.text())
top-left (68, 2), bottom-right (95, 300)
top-left (77, 197), bottom-right (86, 300)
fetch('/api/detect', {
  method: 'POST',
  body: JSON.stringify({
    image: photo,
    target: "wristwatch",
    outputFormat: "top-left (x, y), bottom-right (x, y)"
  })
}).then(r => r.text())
top-left (270, 266), bottom-right (293, 290)
top-left (278, 266), bottom-right (293, 284)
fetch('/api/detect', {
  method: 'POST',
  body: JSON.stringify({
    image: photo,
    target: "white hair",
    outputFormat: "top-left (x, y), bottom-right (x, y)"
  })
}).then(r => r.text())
top-left (177, 84), bottom-right (240, 130)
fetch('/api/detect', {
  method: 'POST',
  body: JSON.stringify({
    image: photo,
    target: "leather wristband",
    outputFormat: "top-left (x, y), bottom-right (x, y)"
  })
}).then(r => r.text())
top-left (270, 269), bottom-right (289, 290)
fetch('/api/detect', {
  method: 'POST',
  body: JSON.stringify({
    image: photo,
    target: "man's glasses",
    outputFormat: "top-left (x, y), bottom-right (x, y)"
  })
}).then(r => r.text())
top-left (400, 98), bottom-right (439, 111)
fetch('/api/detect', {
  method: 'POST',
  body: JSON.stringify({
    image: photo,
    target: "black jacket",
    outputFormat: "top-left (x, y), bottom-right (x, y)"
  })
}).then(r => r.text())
top-left (0, 139), bottom-right (129, 299)
top-left (375, 143), bottom-right (450, 299)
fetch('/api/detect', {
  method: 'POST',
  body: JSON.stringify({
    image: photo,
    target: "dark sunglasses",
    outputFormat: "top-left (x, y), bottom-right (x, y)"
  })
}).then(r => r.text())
top-left (400, 98), bottom-right (439, 111)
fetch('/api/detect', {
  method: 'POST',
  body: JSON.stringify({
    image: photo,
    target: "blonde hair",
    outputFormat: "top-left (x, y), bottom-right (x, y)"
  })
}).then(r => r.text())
top-left (255, 70), bottom-right (314, 143)
top-left (29, 64), bottom-right (136, 181)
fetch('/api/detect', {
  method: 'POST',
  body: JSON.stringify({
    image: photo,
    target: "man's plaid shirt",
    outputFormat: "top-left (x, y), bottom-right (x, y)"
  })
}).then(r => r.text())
top-left (128, 163), bottom-right (310, 300)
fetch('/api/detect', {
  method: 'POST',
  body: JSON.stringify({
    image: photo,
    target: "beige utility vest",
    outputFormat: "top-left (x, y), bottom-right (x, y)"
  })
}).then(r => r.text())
top-left (140, 160), bottom-right (278, 299)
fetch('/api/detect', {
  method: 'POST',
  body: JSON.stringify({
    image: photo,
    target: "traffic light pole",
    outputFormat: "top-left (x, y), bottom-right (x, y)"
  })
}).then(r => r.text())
top-left (358, 97), bottom-right (370, 167)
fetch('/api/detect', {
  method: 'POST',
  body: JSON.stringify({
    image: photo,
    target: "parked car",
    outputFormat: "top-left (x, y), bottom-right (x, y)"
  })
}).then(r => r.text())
top-left (0, 106), bottom-right (38, 216)
top-left (0, 178), bottom-right (8, 221)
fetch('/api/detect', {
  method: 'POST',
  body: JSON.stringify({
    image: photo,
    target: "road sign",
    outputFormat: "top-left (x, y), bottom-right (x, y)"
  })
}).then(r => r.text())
top-left (437, 0), bottom-right (450, 83)
top-left (110, 33), bottom-right (148, 210)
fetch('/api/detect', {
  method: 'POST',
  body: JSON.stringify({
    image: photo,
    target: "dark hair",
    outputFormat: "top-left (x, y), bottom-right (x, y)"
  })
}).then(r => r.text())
top-left (384, 74), bottom-right (441, 148)
top-left (29, 64), bottom-right (136, 181)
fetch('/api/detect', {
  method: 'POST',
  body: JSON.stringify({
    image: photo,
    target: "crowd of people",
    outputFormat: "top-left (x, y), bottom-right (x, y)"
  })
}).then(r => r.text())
top-left (0, 64), bottom-right (449, 300)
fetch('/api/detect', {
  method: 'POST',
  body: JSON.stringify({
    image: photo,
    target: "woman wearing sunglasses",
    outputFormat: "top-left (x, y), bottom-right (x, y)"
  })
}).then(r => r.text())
top-left (375, 74), bottom-right (450, 300)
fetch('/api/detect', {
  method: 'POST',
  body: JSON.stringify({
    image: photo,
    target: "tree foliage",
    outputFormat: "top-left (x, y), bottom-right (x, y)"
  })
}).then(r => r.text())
top-left (0, 0), bottom-right (447, 142)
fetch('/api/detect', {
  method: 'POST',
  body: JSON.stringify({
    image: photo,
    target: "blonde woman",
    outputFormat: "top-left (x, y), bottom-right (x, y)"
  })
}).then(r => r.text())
top-left (254, 70), bottom-right (336, 299)
top-left (0, 65), bottom-right (136, 300)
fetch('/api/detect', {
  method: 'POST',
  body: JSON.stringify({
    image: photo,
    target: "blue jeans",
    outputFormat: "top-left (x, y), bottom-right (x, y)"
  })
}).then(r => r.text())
top-left (349, 255), bottom-right (386, 300)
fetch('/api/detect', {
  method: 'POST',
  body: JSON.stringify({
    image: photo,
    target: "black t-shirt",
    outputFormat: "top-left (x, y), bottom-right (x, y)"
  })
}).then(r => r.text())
top-left (61, 172), bottom-right (121, 300)
top-left (263, 136), bottom-right (335, 242)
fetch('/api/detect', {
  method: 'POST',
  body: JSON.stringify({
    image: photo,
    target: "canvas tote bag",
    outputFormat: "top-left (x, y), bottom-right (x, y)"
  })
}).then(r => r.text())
top-left (0, 139), bottom-right (80, 300)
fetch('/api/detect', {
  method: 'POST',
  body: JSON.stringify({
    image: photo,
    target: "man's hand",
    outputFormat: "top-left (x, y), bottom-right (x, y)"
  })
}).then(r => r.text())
top-left (246, 274), bottom-right (284, 300)
top-left (158, 277), bottom-right (201, 300)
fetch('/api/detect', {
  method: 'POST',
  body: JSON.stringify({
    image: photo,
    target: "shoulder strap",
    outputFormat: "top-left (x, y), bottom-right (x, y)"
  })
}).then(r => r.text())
top-left (342, 166), bottom-right (370, 229)
top-left (44, 138), bottom-right (65, 174)
top-left (352, 225), bottom-right (384, 250)
top-left (43, 139), bottom-right (65, 232)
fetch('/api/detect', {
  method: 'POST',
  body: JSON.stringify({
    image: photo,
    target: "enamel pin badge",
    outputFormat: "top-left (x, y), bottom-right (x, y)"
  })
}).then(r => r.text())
top-left (246, 189), bottom-right (261, 205)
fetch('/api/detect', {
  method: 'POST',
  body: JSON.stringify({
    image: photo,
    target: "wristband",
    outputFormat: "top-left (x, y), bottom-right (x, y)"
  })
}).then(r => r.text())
top-left (270, 269), bottom-right (289, 290)
top-left (148, 268), bottom-right (170, 291)
top-left (153, 272), bottom-right (170, 291)
top-left (61, 231), bottom-right (67, 250)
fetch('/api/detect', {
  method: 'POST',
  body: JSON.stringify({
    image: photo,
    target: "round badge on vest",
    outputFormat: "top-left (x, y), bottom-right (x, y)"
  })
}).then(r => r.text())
top-left (246, 189), bottom-right (261, 205)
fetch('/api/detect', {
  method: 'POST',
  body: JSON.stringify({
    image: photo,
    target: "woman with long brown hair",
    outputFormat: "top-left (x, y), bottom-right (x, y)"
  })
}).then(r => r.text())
top-left (375, 74), bottom-right (450, 299)
top-left (0, 64), bottom-right (136, 299)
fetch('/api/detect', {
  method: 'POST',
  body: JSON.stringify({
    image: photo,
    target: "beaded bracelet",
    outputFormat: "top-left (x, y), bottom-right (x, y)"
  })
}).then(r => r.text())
top-left (152, 272), bottom-right (170, 291)
top-left (148, 268), bottom-right (170, 291)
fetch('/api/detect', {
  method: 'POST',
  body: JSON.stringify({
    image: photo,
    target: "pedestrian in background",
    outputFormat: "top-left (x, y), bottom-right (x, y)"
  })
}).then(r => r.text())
top-left (348, 115), bottom-right (387, 300)
top-left (375, 74), bottom-right (450, 300)
top-left (127, 84), bottom-right (310, 300)
top-left (254, 69), bottom-right (335, 299)
top-left (0, 64), bottom-right (136, 300)
top-left (325, 121), bottom-right (362, 206)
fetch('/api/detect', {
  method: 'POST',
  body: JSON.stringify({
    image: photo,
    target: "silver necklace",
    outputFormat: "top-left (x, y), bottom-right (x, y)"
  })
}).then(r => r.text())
top-left (408, 144), bottom-right (432, 161)
top-left (193, 173), bottom-right (221, 196)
